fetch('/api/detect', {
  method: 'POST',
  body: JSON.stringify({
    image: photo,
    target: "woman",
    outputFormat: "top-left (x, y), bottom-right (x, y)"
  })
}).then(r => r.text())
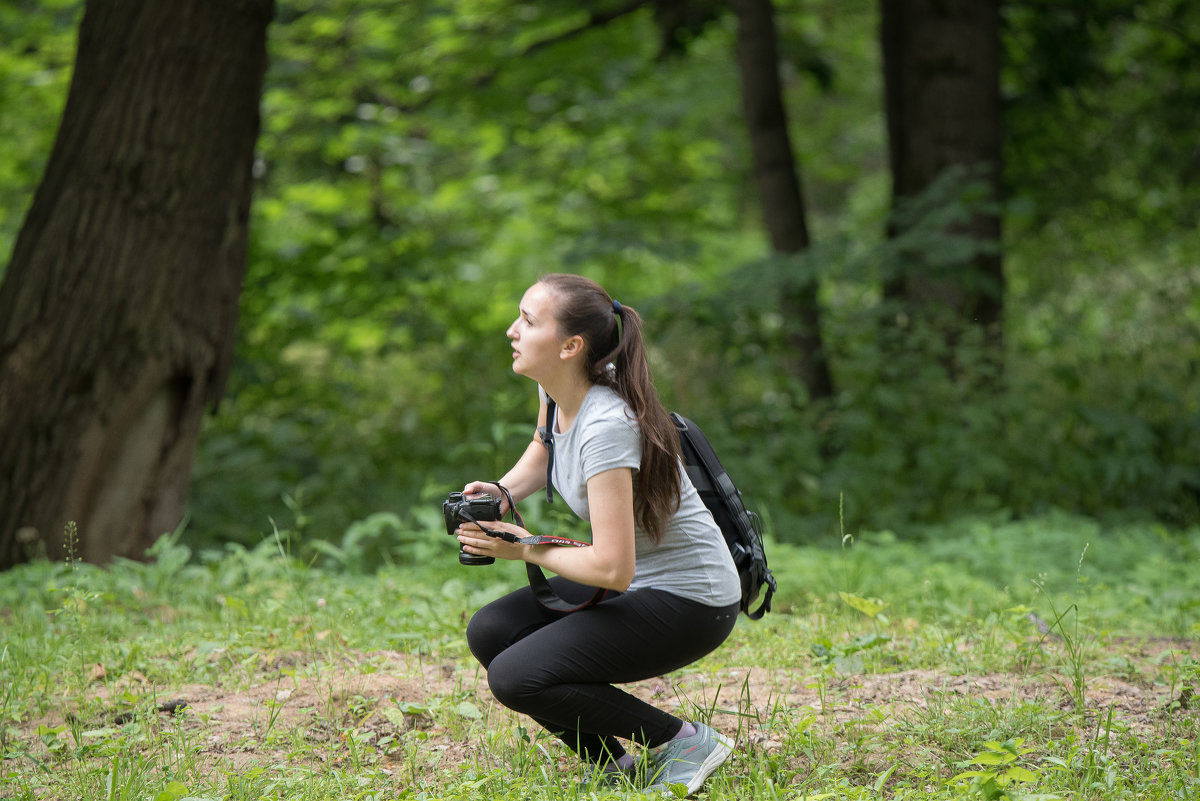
top-left (456, 273), bottom-right (741, 793)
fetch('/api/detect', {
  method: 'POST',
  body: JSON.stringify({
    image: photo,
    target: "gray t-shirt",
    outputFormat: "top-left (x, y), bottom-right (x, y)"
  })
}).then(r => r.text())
top-left (544, 384), bottom-right (741, 608)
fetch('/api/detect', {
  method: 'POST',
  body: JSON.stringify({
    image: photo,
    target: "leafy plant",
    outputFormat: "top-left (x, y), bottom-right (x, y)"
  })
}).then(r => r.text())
top-left (951, 738), bottom-right (1054, 799)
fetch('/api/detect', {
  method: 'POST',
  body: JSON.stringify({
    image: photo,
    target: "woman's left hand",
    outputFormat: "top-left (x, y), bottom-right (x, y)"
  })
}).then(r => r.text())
top-left (456, 521), bottom-right (530, 562)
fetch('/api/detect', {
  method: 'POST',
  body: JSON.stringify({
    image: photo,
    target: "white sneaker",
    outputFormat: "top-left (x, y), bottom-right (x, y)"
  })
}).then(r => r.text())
top-left (646, 722), bottom-right (734, 795)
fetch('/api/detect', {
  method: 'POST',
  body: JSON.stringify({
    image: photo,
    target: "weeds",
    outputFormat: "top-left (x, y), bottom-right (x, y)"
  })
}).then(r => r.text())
top-left (1031, 581), bottom-right (1093, 716)
top-left (0, 514), bottom-right (1197, 799)
top-left (951, 737), bottom-right (1044, 798)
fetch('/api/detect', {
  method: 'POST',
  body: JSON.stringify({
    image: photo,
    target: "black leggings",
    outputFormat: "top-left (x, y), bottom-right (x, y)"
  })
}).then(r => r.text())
top-left (466, 577), bottom-right (739, 764)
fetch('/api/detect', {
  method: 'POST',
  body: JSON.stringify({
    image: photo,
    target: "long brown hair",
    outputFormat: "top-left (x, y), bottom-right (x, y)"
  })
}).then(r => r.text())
top-left (538, 273), bottom-right (682, 543)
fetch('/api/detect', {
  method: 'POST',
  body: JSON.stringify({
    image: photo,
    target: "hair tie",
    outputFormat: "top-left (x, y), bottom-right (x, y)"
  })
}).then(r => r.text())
top-left (612, 300), bottom-right (622, 314)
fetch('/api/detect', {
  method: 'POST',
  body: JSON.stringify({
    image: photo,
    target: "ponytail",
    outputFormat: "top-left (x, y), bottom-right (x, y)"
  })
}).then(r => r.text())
top-left (538, 274), bottom-right (682, 543)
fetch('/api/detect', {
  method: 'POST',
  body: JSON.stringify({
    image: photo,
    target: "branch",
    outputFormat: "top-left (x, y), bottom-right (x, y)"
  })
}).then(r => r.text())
top-left (391, 0), bottom-right (652, 112)
top-left (491, 0), bottom-right (653, 69)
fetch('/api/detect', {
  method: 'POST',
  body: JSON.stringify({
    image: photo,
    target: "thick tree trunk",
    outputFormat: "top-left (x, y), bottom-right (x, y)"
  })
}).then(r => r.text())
top-left (880, 0), bottom-right (1004, 349)
top-left (733, 0), bottom-right (834, 402)
top-left (0, 0), bottom-right (274, 569)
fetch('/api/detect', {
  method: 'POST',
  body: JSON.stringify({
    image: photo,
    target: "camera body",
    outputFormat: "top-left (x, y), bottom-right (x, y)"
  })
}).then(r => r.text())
top-left (443, 491), bottom-right (502, 566)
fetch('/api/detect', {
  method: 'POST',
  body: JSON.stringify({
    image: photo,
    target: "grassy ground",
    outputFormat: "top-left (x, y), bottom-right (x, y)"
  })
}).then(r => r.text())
top-left (1, 513), bottom-right (1197, 799)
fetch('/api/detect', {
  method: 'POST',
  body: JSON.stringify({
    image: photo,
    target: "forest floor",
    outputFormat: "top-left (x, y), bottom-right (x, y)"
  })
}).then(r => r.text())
top-left (14, 636), bottom-right (1196, 783)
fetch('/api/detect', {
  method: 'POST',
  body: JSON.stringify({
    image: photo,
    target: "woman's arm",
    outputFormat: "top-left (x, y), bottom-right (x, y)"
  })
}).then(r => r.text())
top-left (457, 466), bottom-right (638, 592)
top-left (463, 396), bottom-right (550, 510)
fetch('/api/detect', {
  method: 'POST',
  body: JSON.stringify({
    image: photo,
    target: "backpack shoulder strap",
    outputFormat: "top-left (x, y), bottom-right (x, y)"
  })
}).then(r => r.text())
top-left (672, 413), bottom-right (750, 521)
top-left (671, 412), bottom-right (776, 620)
top-left (537, 396), bottom-right (557, 504)
top-left (529, 395), bottom-right (606, 612)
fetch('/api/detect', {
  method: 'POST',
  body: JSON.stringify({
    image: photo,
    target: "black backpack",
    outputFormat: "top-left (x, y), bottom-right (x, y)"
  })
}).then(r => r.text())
top-left (535, 398), bottom-right (776, 619)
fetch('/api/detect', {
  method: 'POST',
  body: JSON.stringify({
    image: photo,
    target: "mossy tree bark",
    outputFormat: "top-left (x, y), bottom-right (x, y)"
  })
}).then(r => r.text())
top-left (0, 0), bottom-right (274, 569)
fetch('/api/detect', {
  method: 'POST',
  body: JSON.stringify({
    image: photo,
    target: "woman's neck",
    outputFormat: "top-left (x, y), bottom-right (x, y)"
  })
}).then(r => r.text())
top-left (542, 373), bottom-right (592, 427)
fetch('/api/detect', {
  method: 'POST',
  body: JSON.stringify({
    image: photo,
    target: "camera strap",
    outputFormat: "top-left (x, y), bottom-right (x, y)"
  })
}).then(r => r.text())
top-left (461, 516), bottom-right (590, 549)
top-left (484, 480), bottom-right (609, 614)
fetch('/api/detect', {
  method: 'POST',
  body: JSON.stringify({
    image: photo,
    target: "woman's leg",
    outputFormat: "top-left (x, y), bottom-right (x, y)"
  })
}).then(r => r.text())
top-left (466, 577), bottom-right (611, 668)
top-left (478, 582), bottom-right (738, 756)
top-left (466, 578), bottom-right (628, 764)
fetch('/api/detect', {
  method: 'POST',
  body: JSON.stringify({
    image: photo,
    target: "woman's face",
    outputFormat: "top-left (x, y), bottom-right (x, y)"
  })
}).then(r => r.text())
top-left (507, 283), bottom-right (568, 380)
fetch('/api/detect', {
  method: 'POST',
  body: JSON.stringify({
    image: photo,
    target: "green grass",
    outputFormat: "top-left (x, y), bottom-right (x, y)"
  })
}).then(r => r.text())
top-left (1, 513), bottom-right (1197, 800)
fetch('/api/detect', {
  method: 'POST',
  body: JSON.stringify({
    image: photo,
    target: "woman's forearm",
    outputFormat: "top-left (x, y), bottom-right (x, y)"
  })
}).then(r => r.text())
top-left (524, 466), bottom-right (636, 591)
top-left (525, 542), bottom-right (634, 592)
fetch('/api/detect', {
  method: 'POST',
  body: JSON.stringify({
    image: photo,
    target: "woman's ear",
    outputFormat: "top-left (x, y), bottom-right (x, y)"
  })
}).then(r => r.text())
top-left (560, 334), bottom-right (585, 362)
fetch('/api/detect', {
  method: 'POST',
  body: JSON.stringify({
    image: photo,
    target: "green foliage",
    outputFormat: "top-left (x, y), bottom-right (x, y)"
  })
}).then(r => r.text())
top-left (647, 168), bottom-right (1200, 537)
top-left (1003, 0), bottom-right (1200, 237)
top-left (2, 0), bottom-right (1197, 556)
top-left (0, 0), bottom-right (81, 275)
top-left (952, 738), bottom-right (1047, 799)
top-left (187, 0), bottom-right (761, 549)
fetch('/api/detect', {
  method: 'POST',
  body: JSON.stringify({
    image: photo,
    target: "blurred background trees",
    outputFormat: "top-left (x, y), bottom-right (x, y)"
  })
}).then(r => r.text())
top-left (1, 0), bottom-right (1197, 567)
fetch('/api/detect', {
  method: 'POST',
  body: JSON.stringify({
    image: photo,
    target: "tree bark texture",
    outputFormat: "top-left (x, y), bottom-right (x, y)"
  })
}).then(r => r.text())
top-left (0, 0), bottom-right (274, 569)
top-left (881, 0), bottom-right (1004, 343)
top-left (732, 0), bottom-right (834, 401)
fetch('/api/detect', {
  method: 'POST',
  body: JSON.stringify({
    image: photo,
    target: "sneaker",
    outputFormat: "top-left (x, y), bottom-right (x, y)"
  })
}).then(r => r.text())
top-left (646, 722), bottom-right (734, 795)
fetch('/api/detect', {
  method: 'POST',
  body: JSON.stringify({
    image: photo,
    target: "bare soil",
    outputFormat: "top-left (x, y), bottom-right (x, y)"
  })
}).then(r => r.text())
top-left (17, 637), bottom-right (1195, 781)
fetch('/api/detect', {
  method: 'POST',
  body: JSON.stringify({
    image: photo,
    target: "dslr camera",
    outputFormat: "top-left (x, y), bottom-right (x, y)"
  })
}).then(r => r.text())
top-left (443, 491), bottom-right (502, 566)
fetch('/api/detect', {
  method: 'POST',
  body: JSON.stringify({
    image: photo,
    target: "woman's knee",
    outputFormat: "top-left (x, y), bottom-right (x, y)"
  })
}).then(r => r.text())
top-left (486, 651), bottom-right (543, 712)
top-left (465, 607), bottom-right (507, 668)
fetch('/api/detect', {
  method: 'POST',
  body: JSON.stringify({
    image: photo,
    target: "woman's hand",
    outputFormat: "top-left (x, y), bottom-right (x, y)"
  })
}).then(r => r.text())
top-left (456, 520), bottom-right (528, 562)
top-left (461, 481), bottom-right (510, 516)
top-left (457, 468), bottom-right (636, 592)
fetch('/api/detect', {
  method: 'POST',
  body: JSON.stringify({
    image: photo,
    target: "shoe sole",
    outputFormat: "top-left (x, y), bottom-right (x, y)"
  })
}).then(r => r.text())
top-left (684, 731), bottom-right (734, 794)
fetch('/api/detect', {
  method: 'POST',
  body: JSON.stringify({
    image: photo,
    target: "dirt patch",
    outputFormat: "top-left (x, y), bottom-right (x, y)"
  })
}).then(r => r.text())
top-left (13, 641), bottom-right (1196, 781)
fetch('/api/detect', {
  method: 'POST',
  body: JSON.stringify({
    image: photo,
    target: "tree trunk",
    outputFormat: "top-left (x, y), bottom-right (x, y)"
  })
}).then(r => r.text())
top-left (0, 0), bottom-right (274, 569)
top-left (732, 0), bottom-right (834, 402)
top-left (880, 0), bottom-right (1004, 350)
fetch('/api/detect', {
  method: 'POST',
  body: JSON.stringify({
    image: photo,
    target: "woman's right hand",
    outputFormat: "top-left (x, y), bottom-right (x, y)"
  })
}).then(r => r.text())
top-left (462, 481), bottom-right (509, 517)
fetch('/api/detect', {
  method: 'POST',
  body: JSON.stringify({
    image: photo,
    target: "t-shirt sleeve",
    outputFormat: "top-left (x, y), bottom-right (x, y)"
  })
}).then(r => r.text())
top-left (578, 414), bottom-right (641, 480)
